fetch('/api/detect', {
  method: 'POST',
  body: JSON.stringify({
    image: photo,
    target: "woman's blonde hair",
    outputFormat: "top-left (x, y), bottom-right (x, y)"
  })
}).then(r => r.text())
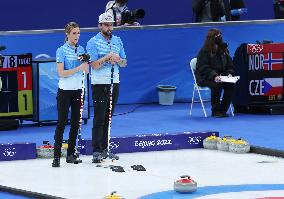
top-left (64, 22), bottom-right (79, 43)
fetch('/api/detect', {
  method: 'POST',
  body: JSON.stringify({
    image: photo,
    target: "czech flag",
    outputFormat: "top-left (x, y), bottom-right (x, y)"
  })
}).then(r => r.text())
top-left (263, 78), bottom-right (283, 96)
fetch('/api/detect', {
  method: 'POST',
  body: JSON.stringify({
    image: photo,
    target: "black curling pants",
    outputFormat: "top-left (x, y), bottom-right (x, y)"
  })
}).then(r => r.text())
top-left (53, 89), bottom-right (82, 158)
top-left (92, 84), bottom-right (119, 153)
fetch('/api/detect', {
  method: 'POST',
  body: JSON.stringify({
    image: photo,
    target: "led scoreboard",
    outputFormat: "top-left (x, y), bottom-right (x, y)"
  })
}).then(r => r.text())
top-left (233, 43), bottom-right (284, 113)
top-left (247, 43), bottom-right (284, 103)
top-left (0, 54), bottom-right (33, 117)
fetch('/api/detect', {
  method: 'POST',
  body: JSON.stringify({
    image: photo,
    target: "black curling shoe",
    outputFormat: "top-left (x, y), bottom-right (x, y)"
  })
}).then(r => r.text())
top-left (52, 157), bottom-right (60, 167)
top-left (66, 154), bottom-right (82, 164)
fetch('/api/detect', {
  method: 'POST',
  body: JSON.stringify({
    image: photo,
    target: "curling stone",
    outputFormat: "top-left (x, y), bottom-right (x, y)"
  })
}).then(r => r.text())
top-left (217, 136), bottom-right (235, 152)
top-left (174, 175), bottom-right (197, 193)
top-left (62, 140), bottom-right (68, 149)
top-left (103, 191), bottom-right (124, 199)
top-left (37, 141), bottom-right (67, 158)
top-left (229, 138), bottom-right (250, 153)
top-left (203, 133), bottom-right (219, 150)
top-left (62, 143), bottom-right (68, 149)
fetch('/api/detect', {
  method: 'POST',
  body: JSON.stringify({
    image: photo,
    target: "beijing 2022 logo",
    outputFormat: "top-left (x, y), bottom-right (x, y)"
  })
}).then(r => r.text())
top-left (3, 147), bottom-right (17, 157)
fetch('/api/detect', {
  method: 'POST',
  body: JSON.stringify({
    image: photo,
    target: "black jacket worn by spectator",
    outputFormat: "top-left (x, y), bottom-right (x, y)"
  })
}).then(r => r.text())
top-left (195, 48), bottom-right (235, 85)
top-left (192, 0), bottom-right (231, 22)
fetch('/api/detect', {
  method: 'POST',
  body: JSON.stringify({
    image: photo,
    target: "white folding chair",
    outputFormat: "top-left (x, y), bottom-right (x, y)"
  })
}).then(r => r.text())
top-left (189, 58), bottom-right (234, 117)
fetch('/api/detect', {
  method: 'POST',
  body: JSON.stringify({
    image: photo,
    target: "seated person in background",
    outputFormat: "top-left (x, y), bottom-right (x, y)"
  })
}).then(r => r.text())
top-left (229, 0), bottom-right (248, 21)
top-left (195, 28), bottom-right (235, 118)
top-left (192, 0), bottom-right (230, 22)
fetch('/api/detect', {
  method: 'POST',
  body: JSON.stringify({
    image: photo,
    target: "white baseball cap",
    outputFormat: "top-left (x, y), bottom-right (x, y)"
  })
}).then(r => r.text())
top-left (98, 13), bottom-right (115, 23)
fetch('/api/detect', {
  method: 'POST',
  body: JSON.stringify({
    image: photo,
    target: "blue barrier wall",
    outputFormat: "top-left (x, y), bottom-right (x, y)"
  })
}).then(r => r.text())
top-left (1, 21), bottom-right (284, 104)
top-left (1, 0), bottom-right (274, 31)
top-left (244, 0), bottom-right (274, 20)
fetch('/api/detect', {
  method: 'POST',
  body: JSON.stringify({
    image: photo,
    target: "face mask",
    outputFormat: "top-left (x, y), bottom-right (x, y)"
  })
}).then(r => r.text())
top-left (215, 36), bottom-right (223, 45)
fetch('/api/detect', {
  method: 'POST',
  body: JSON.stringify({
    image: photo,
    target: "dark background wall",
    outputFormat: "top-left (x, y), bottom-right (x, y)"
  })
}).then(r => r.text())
top-left (1, 0), bottom-right (274, 31)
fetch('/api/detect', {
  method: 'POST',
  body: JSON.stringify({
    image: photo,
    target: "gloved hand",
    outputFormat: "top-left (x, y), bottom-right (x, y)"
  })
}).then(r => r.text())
top-left (220, 15), bottom-right (226, 22)
top-left (239, 8), bottom-right (248, 15)
top-left (231, 8), bottom-right (248, 16)
top-left (78, 54), bottom-right (90, 63)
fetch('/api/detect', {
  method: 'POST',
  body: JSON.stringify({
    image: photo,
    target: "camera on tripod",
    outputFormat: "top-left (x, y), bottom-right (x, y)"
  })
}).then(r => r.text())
top-left (121, 9), bottom-right (145, 25)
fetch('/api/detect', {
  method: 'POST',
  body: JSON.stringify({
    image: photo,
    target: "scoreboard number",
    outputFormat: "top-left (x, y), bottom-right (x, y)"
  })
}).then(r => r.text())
top-left (0, 76), bottom-right (2, 91)
top-left (21, 71), bottom-right (27, 89)
top-left (2, 56), bottom-right (18, 68)
top-left (23, 94), bottom-right (27, 110)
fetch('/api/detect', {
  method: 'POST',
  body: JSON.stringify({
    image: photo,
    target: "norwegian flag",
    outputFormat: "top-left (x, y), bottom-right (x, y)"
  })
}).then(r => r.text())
top-left (263, 52), bottom-right (283, 71)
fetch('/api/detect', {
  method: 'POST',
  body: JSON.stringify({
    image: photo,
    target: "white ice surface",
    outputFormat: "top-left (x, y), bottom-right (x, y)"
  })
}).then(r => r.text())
top-left (1, 149), bottom-right (284, 199)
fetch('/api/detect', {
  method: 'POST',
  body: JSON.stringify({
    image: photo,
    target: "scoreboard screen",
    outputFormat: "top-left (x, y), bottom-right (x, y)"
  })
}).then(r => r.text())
top-left (247, 44), bottom-right (284, 104)
top-left (0, 54), bottom-right (33, 118)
